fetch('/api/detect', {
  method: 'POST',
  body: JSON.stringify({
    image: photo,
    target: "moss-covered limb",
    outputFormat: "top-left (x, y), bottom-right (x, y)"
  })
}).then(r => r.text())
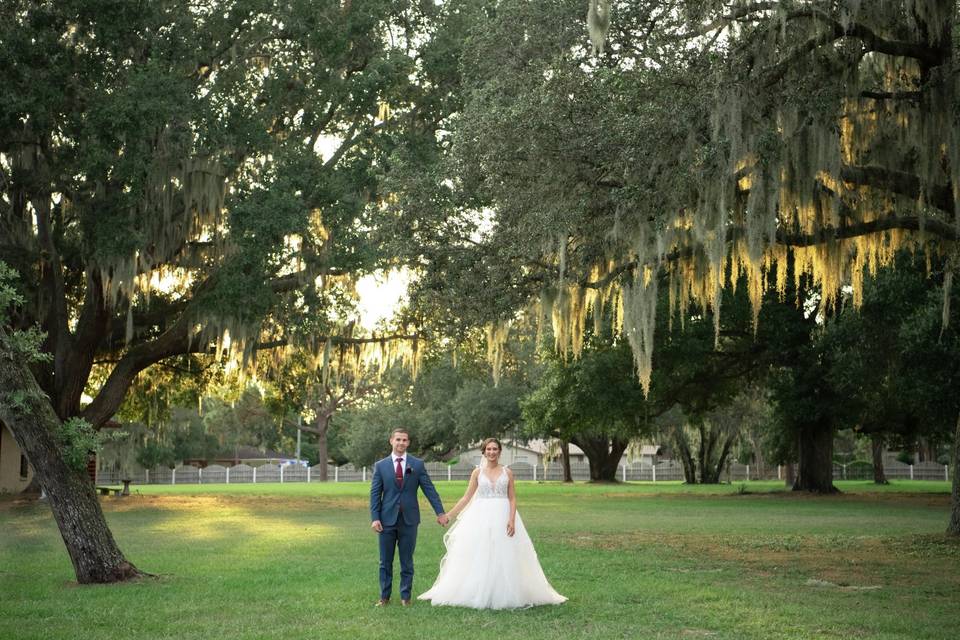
top-left (592, 213), bottom-right (959, 276)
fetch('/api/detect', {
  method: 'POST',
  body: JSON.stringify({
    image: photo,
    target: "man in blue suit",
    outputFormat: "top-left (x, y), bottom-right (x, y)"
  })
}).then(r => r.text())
top-left (370, 427), bottom-right (448, 606)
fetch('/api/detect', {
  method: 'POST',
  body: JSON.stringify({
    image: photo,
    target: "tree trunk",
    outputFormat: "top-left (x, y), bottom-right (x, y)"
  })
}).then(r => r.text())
top-left (697, 423), bottom-right (709, 482)
top-left (0, 337), bottom-right (143, 584)
top-left (916, 437), bottom-right (935, 463)
top-left (670, 425), bottom-right (698, 484)
top-left (749, 434), bottom-right (767, 480)
top-left (947, 412), bottom-right (960, 536)
top-left (316, 419), bottom-right (329, 482)
top-left (560, 440), bottom-right (572, 483)
top-left (302, 412), bottom-right (334, 481)
top-left (702, 434), bottom-right (737, 484)
top-left (784, 462), bottom-right (796, 487)
top-left (793, 422), bottom-right (838, 493)
top-left (871, 434), bottom-right (889, 485)
top-left (573, 435), bottom-right (627, 482)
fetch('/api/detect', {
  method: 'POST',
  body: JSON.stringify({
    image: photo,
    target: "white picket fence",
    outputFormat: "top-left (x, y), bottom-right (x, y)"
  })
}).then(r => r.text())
top-left (94, 459), bottom-right (949, 486)
top-left (832, 459), bottom-right (949, 481)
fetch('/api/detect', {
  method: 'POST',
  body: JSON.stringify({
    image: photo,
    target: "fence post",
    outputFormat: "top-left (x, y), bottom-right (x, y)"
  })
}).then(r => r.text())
top-left (280, 465), bottom-right (284, 483)
top-left (199, 468), bottom-right (203, 484)
top-left (226, 467), bottom-right (230, 484)
top-left (172, 468), bottom-right (176, 485)
top-left (652, 464), bottom-right (656, 483)
top-left (909, 464), bottom-right (914, 480)
top-left (777, 465), bottom-right (781, 480)
top-left (622, 464), bottom-right (627, 482)
top-left (363, 467), bottom-right (367, 482)
top-left (253, 467), bottom-right (257, 483)
top-left (842, 464), bottom-right (847, 480)
top-left (308, 466), bottom-right (312, 482)
top-left (746, 465), bottom-right (750, 481)
top-left (145, 469), bottom-right (150, 484)
top-left (533, 465), bottom-right (538, 482)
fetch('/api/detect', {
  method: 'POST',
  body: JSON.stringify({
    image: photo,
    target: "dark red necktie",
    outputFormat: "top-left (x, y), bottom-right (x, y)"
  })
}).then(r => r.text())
top-left (395, 458), bottom-right (404, 487)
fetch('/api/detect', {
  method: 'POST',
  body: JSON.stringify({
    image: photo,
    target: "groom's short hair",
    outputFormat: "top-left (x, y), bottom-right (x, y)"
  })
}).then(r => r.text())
top-left (390, 427), bottom-right (411, 439)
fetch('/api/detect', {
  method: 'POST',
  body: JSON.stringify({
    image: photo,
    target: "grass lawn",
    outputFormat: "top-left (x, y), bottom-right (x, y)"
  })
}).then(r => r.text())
top-left (2, 480), bottom-right (958, 640)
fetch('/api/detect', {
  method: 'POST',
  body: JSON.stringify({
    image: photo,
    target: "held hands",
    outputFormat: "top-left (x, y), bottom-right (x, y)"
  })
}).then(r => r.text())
top-left (437, 513), bottom-right (450, 527)
top-left (371, 520), bottom-right (383, 533)
top-left (506, 519), bottom-right (515, 537)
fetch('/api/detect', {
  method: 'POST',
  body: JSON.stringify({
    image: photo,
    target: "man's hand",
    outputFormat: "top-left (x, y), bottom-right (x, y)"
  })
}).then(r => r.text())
top-left (437, 513), bottom-right (449, 526)
top-left (371, 520), bottom-right (383, 533)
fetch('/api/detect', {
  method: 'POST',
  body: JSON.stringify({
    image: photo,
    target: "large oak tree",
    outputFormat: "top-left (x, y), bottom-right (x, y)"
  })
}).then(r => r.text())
top-left (0, 0), bottom-right (462, 582)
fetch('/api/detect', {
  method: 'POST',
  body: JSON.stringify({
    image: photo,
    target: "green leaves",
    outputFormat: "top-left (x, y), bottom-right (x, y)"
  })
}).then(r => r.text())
top-left (0, 263), bottom-right (51, 364)
top-left (0, 262), bottom-right (23, 317)
top-left (57, 417), bottom-right (124, 472)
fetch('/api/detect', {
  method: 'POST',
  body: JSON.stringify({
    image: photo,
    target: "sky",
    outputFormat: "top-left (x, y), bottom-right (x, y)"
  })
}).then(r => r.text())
top-left (355, 268), bottom-right (411, 330)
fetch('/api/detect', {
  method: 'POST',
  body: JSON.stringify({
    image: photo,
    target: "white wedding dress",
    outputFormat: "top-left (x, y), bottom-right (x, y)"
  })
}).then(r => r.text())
top-left (418, 468), bottom-right (567, 609)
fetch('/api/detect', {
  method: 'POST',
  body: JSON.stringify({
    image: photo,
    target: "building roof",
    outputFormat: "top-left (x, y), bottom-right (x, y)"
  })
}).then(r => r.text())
top-left (513, 439), bottom-right (585, 456)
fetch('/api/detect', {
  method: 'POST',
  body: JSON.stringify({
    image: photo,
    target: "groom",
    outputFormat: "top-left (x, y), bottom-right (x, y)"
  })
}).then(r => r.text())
top-left (370, 427), bottom-right (448, 606)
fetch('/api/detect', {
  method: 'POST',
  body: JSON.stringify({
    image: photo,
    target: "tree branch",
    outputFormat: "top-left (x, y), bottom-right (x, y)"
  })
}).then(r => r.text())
top-left (837, 165), bottom-right (954, 215)
top-left (670, 2), bottom-right (777, 41)
top-left (761, 11), bottom-right (947, 87)
top-left (859, 90), bottom-right (921, 101)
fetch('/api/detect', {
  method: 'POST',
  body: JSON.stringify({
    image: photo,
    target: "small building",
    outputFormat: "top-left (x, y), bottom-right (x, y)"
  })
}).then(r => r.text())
top-left (182, 446), bottom-right (303, 468)
top-left (460, 439), bottom-right (587, 467)
top-left (627, 444), bottom-right (663, 467)
top-left (0, 423), bottom-right (34, 494)
top-left (460, 438), bottom-right (663, 468)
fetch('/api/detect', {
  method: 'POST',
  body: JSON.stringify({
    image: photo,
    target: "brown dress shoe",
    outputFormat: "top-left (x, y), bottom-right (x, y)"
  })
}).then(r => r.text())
top-left (401, 599), bottom-right (412, 607)
top-left (375, 598), bottom-right (390, 607)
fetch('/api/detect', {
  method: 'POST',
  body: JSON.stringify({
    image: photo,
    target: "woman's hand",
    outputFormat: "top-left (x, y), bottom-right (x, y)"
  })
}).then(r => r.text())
top-left (506, 519), bottom-right (515, 537)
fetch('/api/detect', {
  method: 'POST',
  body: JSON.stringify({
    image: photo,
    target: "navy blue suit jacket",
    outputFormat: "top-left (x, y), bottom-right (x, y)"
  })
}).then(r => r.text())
top-left (370, 455), bottom-right (444, 526)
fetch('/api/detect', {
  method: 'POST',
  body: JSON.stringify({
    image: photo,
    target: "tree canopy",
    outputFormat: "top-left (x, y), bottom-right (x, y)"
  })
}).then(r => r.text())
top-left (404, 0), bottom-right (957, 393)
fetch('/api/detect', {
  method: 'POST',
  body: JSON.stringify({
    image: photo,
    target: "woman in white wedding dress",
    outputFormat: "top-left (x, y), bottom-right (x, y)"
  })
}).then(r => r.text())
top-left (418, 438), bottom-right (567, 609)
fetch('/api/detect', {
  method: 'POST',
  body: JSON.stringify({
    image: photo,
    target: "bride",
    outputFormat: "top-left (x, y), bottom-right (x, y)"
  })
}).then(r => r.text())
top-left (418, 437), bottom-right (567, 609)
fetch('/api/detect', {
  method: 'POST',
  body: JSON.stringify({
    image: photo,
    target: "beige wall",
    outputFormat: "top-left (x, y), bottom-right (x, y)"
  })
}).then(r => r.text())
top-left (1, 423), bottom-right (33, 494)
top-left (467, 445), bottom-right (540, 467)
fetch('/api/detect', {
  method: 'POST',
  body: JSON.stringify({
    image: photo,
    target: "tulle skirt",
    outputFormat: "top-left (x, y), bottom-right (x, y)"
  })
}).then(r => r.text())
top-left (418, 497), bottom-right (567, 609)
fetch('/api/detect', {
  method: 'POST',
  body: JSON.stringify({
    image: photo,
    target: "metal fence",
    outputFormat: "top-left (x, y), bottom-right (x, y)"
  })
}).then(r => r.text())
top-left (94, 458), bottom-right (950, 486)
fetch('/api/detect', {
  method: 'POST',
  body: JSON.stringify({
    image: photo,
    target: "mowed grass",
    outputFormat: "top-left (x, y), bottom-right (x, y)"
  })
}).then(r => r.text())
top-left (2, 480), bottom-right (958, 640)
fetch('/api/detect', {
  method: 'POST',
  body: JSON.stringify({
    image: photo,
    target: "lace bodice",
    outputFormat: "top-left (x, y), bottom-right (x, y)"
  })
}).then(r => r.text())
top-left (476, 468), bottom-right (509, 499)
